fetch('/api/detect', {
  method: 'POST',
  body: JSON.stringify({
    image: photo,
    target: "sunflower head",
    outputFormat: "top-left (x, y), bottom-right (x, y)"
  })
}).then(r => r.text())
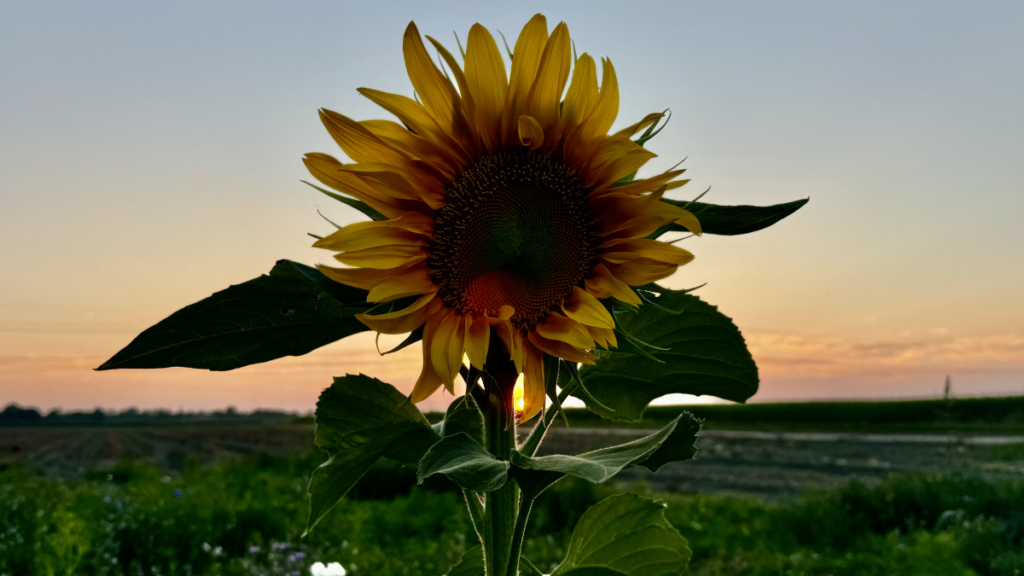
top-left (307, 14), bottom-right (701, 420)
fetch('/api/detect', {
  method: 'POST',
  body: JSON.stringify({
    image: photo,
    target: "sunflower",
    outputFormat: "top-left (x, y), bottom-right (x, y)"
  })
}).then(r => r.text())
top-left (306, 14), bottom-right (701, 420)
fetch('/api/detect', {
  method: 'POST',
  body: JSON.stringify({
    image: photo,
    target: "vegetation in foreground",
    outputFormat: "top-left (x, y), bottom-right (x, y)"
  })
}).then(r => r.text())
top-left (1, 452), bottom-right (1022, 576)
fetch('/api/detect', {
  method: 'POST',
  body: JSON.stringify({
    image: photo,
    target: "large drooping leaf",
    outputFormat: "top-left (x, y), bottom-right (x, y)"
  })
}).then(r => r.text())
top-left (510, 413), bottom-right (700, 484)
top-left (417, 432), bottom-right (510, 492)
top-left (652, 198), bottom-right (808, 238)
top-left (444, 545), bottom-right (484, 576)
top-left (98, 260), bottom-right (373, 371)
top-left (307, 375), bottom-right (439, 533)
top-left (552, 494), bottom-right (691, 576)
top-left (578, 288), bottom-right (758, 420)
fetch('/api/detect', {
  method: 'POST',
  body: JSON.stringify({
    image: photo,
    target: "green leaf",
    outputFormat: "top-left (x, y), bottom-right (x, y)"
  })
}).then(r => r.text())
top-left (578, 289), bottom-right (758, 420)
top-left (445, 545), bottom-right (484, 576)
top-left (440, 394), bottom-right (485, 445)
top-left (638, 411), bottom-right (702, 472)
top-left (510, 413), bottom-right (700, 484)
top-left (651, 198), bottom-right (808, 238)
top-left (98, 260), bottom-right (372, 371)
top-left (552, 494), bottom-right (691, 576)
top-left (302, 180), bottom-right (386, 221)
top-left (307, 375), bottom-right (440, 534)
top-left (417, 432), bottom-right (509, 492)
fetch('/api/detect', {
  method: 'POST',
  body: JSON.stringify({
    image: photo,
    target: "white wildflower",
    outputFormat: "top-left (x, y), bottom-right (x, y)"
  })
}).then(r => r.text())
top-left (309, 561), bottom-right (347, 576)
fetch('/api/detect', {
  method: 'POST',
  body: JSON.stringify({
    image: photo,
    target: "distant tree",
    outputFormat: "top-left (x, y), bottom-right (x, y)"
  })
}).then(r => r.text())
top-left (0, 404), bottom-right (43, 422)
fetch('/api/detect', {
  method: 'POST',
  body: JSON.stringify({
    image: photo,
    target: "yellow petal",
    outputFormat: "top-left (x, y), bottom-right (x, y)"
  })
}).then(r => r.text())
top-left (526, 21), bottom-right (571, 131)
top-left (585, 137), bottom-right (657, 190)
top-left (587, 325), bottom-right (618, 350)
top-left (411, 310), bottom-right (446, 403)
top-left (319, 108), bottom-right (409, 166)
top-left (595, 190), bottom-right (702, 239)
top-left (338, 162), bottom-right (445, 208)
top-left (302, 153), bottom-right (409, 219)
top-left (464, 23), bottom-right (508, 153)
top-left (601, 239), bottom-right (695, 267)
top-left (315, 226), bottom-right (426, 253)
top-left (600, 170), bottom-right (686, 197)
top-left (464, 314), bottom-right (491, 370)
top-left (366, 266), bottom-right (436, 302)
top-left (521, 342), bottom-right (546, 421)
top-left (403, 22), bottom-right (474, 156)
top-left (562, 286), bottom-right (615, 329)
top-left (360, 119), bottom-right (462, 179)
top-left (426, 35), bottom-right (479, 157)
top-left (561, 53), bottom-right (599, 132)
top-left (535, 313), bottom-right (595, 350)
top-left (492, 309), bottom-right (524, 372)
top-left (430, 311), bottom-right (465, 393)
top-left (578, 58), bottom-right (619, 145)
top-left (358, 89), bottom-right (470, 166)
top-left (606, 258), bottom-right (679, 285)
top-left (357, 292), bottom-right (439, 334)
top-left (313, 212), bottom-right (434, 253)
top-left (527, 331), bottom-right (596, 365)
top-left (507, 14), bottom-right (548, 143)
top-left (317, 264), bottom-right (402, 292)
top-left (612, 112), bottom-right (664, 140)
top-left (333, 245), bottom-right (427, 269)
top-left (585, 262), bottom-right (641, 306)
top-left (517, 115), bottom-right (545, 151)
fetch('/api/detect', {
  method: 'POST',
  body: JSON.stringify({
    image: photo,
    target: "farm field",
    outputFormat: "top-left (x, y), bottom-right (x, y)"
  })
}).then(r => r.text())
top-left (4, 422), bottom-right (1024, 499)
top-left (2, 398), bottom-right (1024, 575)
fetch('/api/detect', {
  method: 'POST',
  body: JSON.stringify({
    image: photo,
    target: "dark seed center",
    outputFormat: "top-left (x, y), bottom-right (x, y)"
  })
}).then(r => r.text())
top-left (428, 150), bottom-right (599, 332)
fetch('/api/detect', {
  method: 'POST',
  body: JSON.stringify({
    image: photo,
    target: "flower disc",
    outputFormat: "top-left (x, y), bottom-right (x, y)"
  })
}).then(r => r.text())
top-left (428, 150), bottom-right (599, 332)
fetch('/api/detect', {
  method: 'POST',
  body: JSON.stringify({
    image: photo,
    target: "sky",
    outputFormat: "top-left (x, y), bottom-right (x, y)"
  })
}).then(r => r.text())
top-left (1, 0), bottom-right (1022, 413)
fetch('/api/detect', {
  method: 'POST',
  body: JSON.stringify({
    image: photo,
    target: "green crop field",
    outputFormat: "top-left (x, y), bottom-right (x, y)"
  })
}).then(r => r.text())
top-left (2, 451), bottom-right (1023, 576)
top-left (556, 395), bottom-right (1024, 432)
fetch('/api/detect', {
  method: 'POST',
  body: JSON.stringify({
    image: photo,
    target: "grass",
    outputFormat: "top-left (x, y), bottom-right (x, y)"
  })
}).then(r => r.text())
top-left (551, 395), bottom-right (1024, 433)
top-left (1, 453), bottom-right (1022, 576)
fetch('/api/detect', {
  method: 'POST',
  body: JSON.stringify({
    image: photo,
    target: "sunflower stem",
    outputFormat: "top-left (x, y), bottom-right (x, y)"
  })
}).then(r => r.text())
top-left (482, 354), bottom-right (520, 576)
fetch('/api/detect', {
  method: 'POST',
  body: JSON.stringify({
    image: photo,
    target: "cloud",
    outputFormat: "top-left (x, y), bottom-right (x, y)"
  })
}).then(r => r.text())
top-left (747, 331), bottom-right (1024, 378)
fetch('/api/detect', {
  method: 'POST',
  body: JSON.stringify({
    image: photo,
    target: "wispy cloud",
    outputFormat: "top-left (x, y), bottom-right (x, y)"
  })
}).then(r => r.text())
top-left (747, 332), bottom-right (1024, 377)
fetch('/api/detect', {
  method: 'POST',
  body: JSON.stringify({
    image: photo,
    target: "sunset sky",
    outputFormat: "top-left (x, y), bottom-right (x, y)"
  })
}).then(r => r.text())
top-left (2, 0), bottom-right (1022, 413)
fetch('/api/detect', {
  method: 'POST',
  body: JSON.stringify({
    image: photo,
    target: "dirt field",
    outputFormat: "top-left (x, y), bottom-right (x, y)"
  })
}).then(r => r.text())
top-left (3, 423), bottom-right (1023, 499)
top-left (540, 428), bottom-right (1024, 499)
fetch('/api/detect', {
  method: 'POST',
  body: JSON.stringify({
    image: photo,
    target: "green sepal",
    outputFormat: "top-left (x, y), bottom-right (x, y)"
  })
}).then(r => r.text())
top-left (302, 180), bottom-right (386, 222)
top-left (551, 494), bottom-right (691, 576)
top-left (578, 290), bottom-right (758, 420)
top-left (98, 260), bottom-right (372, 371)
top-left (612, 112), bottom-right (671, 185)
top-left (562, 361), bottom-right (614, 415)
top-left (380, 325), bottom-right (424, 355)
top-left (306, 375), bottom-right (440, 534)
top-left (543, 354), bottom-right (569, 429)
top-left (417, 432), bottom-right (509, 492)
